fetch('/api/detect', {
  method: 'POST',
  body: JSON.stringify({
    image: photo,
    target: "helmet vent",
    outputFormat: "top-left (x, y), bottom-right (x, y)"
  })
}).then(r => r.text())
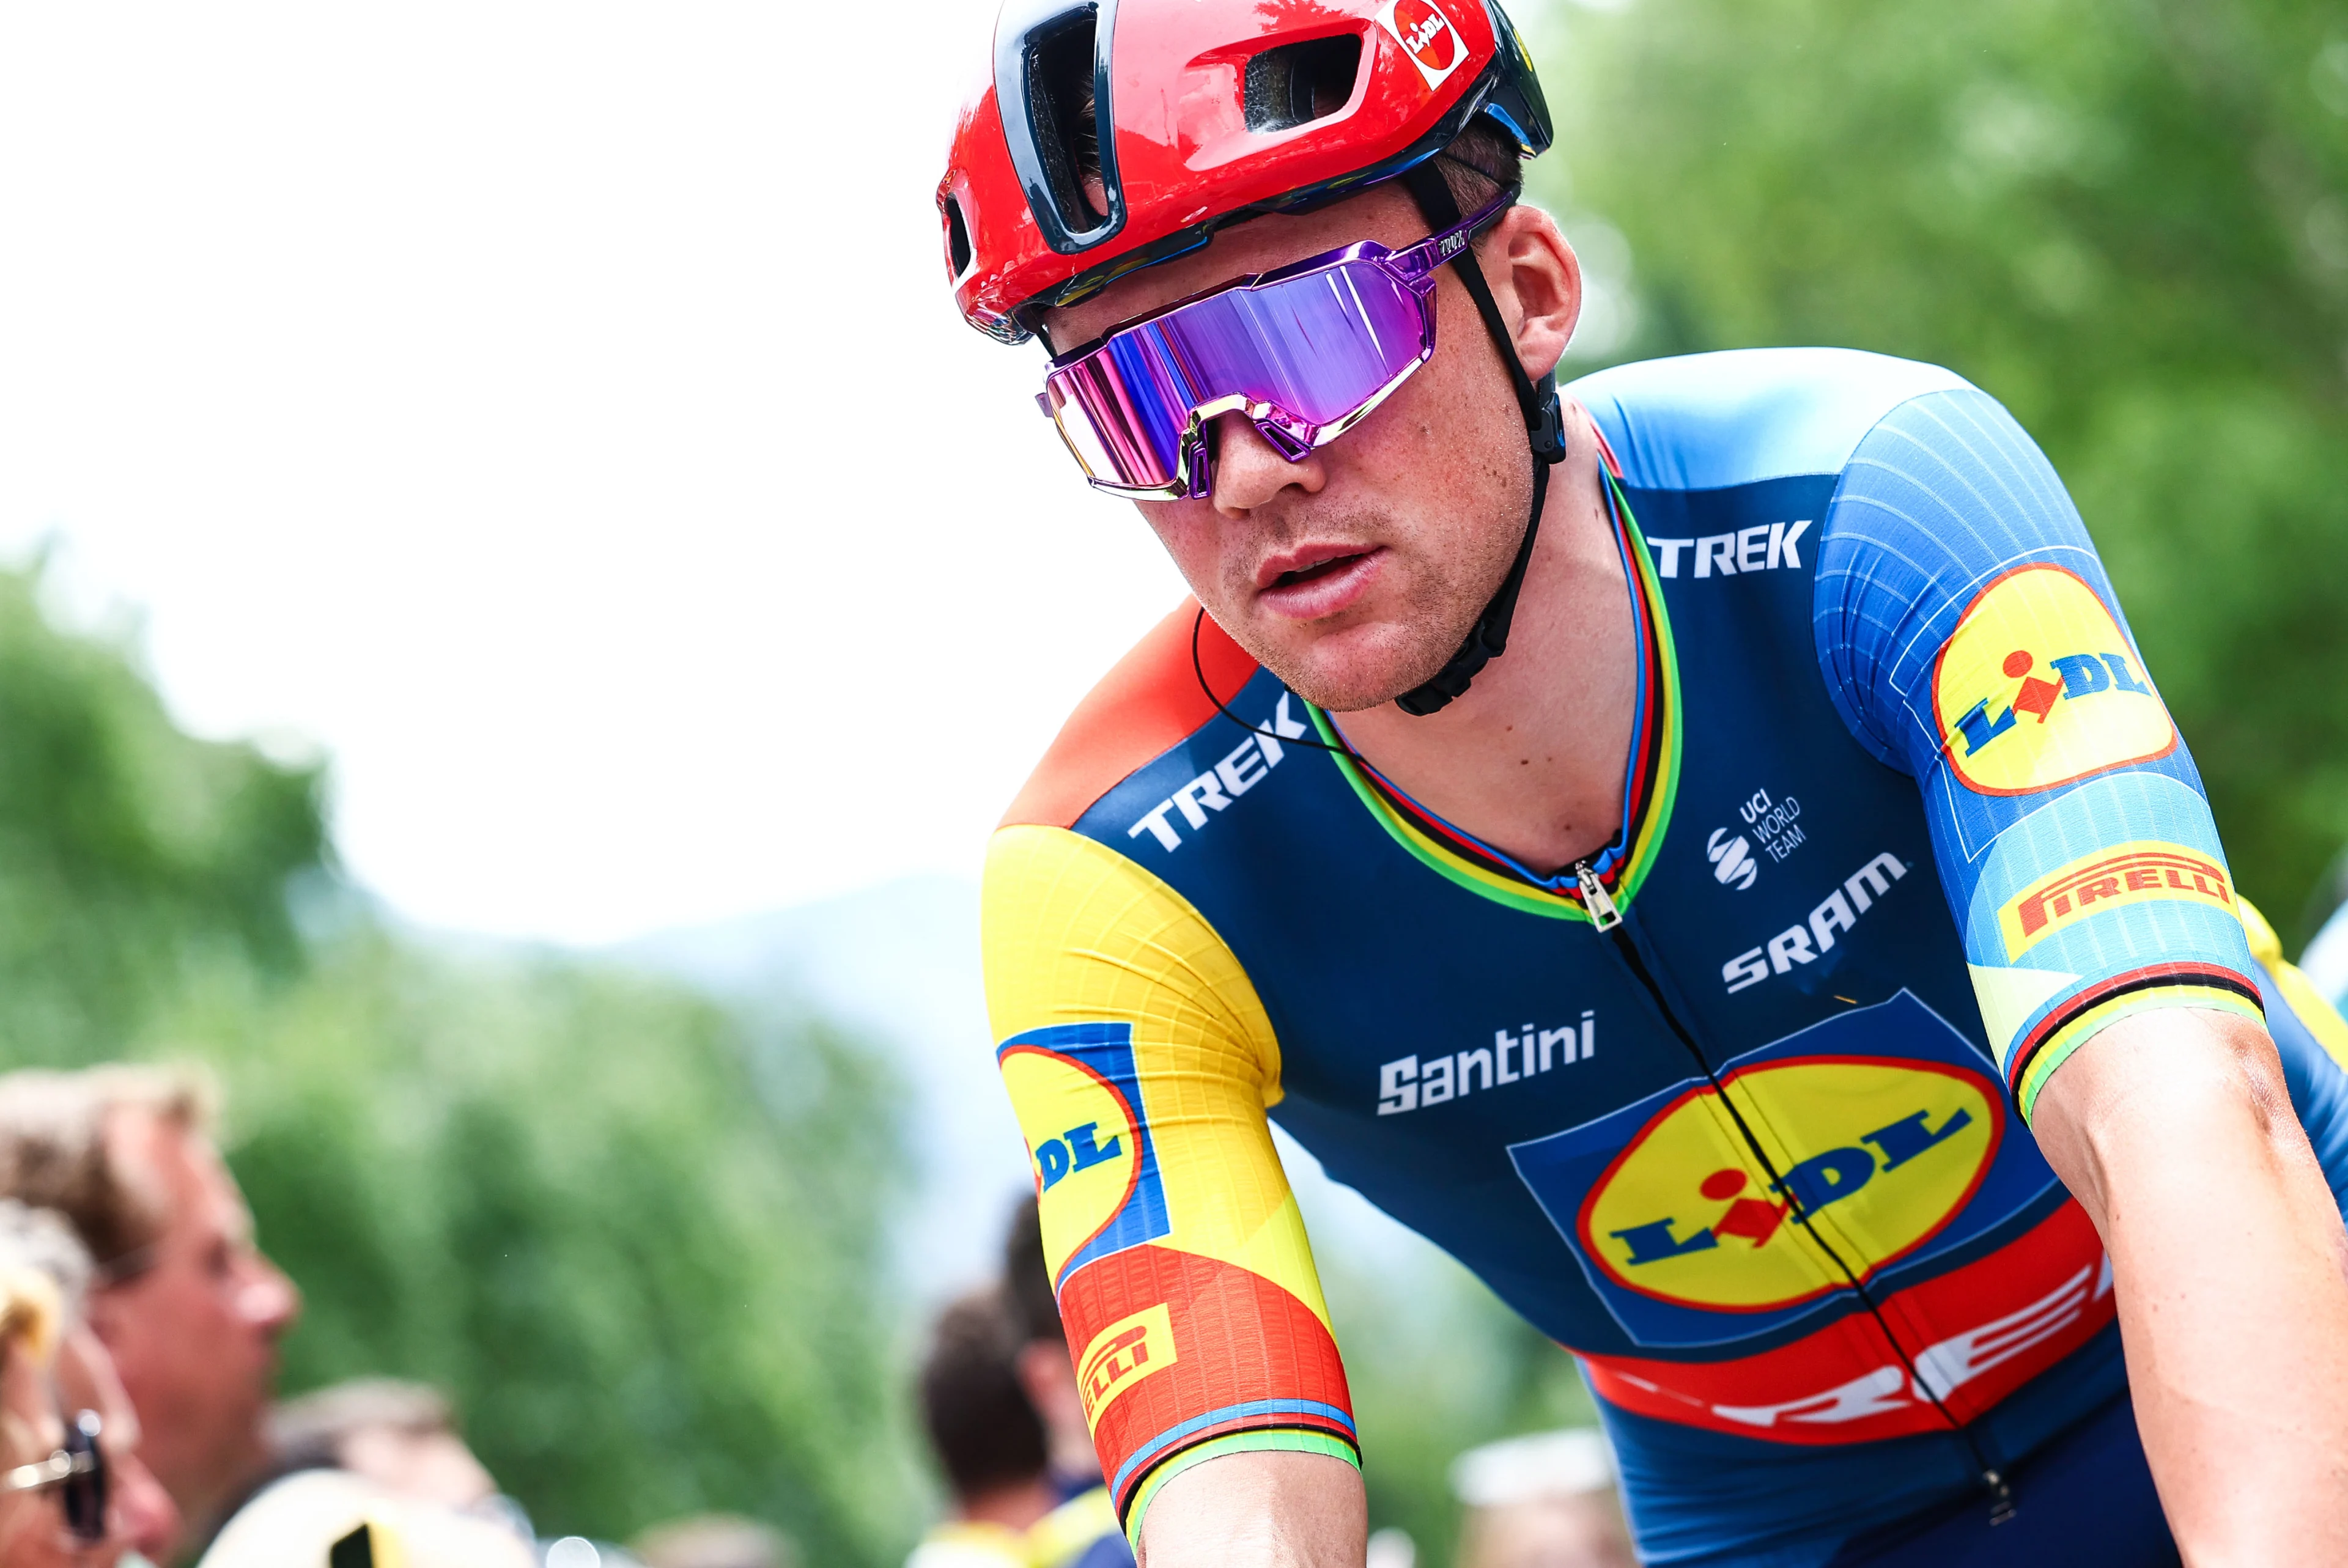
top-left (1026, 9), bottom-right (1108, 230)
top-left (943, 196), bottom-right (974, 279)
top-left (1244, 34), bottom-right (1364, 134)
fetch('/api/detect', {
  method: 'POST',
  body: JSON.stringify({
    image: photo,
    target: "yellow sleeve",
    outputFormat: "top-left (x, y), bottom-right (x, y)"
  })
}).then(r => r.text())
top-left (983, 824), bottom-right (1357, 1540)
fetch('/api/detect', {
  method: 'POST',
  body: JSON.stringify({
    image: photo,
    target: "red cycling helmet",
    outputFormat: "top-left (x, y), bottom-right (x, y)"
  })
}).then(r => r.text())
top-left (939, 0), bottom-right (1553, 343)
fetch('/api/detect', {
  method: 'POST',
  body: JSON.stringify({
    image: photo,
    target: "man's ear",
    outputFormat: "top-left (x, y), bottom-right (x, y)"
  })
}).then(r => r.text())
top-left (1492, 205), bottom-right (1582, 384)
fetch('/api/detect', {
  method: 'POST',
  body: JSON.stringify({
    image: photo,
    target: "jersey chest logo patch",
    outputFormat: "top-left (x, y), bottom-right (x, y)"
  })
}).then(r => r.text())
top-left (1510, 992), bottom-right (2062, 1349)
top-left (1578, 1058), bottom-right (1999, 1314)
top-left (1931, 564), bottom-right (2175, 796)
top-left (998, 1023), bottom-right (1172, 1290)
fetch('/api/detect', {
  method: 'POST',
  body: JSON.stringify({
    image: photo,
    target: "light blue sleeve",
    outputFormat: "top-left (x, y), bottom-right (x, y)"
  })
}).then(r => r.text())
top-left (1812, 388), bottom-right (2263, 1119)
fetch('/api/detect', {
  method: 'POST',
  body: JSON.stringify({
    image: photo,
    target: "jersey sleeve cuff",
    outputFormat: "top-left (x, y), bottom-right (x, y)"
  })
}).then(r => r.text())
top-left (2008, 965), bottom-right (2265, 1123)
top-left (1120, 1427), bottom-right (1362, 1550)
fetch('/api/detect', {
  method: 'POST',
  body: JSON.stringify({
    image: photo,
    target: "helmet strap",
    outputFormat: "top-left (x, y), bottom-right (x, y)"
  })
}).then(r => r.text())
top-left (1392, 161), bottom-right (1567, 718)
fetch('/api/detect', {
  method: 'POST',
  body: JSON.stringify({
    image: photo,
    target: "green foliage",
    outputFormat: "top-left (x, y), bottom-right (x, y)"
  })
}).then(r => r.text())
top-left (0, 565), bottom-right (917, 1563)
top-left (174, 935), bottom-right (917, 1561)
top-left (1320, 1239), bottom-right (1595, 1564)
top-left (0, 570), bottom-right (325, 1059)
top-left (1533, 0), bottom-right (2348, 941)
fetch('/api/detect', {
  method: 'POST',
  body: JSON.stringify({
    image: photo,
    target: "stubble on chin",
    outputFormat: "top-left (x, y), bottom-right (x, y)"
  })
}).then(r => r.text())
top-left (1222, 554), bottom-right (1484, 713)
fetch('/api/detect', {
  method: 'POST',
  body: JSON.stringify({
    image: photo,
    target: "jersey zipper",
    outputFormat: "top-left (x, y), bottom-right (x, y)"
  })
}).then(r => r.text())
top-left (1570, 859), bottom-right (2018, 1525)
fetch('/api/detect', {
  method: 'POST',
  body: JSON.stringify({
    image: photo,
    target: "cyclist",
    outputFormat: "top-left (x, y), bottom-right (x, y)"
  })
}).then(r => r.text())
top-left (942, 1), bottom-right (2348, 1561)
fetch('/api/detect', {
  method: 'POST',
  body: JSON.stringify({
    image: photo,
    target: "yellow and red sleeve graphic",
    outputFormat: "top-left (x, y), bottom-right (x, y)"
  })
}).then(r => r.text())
top-left (984, 824), bottom-right (1356, 1537)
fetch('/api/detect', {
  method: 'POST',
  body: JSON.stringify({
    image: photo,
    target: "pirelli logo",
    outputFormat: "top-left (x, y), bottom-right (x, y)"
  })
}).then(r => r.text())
top-left (1999, 842), bottom-right (2235, 957)
top-left (1077, 1303), bottom-right (1177, 1430)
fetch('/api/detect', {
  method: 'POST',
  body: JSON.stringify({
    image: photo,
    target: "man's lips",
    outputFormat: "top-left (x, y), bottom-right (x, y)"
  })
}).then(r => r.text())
top-left (1254, 543), bottom-right (1386, 619)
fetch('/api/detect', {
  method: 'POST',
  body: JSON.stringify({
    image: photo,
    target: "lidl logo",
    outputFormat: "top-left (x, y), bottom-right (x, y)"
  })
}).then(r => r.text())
top-left (1076, 1303), bottom-right (1177, 1432)
top-left (1931, 564), bottom-right (2175, 796)
top-left (997, 1023), bottom-right (1170, 1290)
top-left (1510, 991), bottom-right (2064, 1348)
top-left (1379, 0), bottom-right (1465, 86)
top-left (1576, 1058), bottom-right (1998, 1312)
top-left (1998, 842), bottom-right (2236, 959)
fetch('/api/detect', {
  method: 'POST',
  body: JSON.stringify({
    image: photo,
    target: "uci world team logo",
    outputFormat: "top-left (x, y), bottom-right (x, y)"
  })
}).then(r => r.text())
top-left (997, 1022), bottom-right (1171, 1292)
top-left (1931, 564), bottom-right (2176, 796)
top-left (1510, 992), bottom-right (2063, 1348)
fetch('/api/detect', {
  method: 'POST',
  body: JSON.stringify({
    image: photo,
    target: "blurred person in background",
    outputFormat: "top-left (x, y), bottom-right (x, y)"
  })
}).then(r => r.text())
top-left (999, 1201), bottom-right (1128, 1568)
top-left (267, 1380), bottom-right (503, 1517)
top-left (629, 1515), bottom-right (794, 1568)
top-left (197, 1375), bottom-right (536, 1568)
top-left (0, 1199), bottom-right (181, 1567)
top-left (910, 1288), bottom-right (1053, 1568)
top-left (1450, 1430), bottom-right (1633, 1568)
top-left (0, 1067), bottom-right (300, 1559)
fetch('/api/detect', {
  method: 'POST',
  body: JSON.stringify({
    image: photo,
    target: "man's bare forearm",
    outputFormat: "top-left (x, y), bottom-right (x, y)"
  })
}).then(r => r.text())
top-left (2032, 1007), bottom-right (2348, 1563)
top-left (1136, 1450), bottom-right (1367, 1567)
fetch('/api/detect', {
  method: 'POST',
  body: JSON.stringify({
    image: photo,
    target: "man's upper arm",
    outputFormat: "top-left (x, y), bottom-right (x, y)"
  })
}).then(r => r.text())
top-left (982, 823), bottom-right (1357, 1542)
top-left (1815, 387), bottom-right (2264, 1121)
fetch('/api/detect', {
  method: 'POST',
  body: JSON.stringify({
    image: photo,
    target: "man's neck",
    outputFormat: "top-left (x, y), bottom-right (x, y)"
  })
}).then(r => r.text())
top-left (1332, 403), bottom-right (1637, 878)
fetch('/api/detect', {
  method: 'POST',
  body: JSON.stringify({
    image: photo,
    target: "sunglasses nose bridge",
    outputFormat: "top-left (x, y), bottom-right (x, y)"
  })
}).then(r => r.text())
top-left (1179, 395), bottom-right (1321, 498)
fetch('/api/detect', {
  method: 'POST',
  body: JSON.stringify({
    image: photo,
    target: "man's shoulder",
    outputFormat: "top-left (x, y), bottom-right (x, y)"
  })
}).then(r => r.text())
top-left (1566, 347), bottom-right (1976, 493)
top-left (1000, 600), bottom-right (1260, 831)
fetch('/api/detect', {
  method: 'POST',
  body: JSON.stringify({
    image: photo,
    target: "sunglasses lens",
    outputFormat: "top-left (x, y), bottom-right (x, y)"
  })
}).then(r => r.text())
top-left (1044, 336), bottom-right (1186, 495)
top-left (1161, 259), bottom-right (1429, 428)
top-left (1042, 254), bottom-right (1433, 496)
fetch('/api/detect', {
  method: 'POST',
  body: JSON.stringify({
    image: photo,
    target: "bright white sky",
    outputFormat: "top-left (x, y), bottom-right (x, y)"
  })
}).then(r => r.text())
top-left (0, 2), bottom-right (1189, 941)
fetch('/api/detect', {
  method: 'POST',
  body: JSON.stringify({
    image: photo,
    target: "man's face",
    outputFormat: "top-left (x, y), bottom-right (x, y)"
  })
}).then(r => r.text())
top-left (85, 1114), bottom-right (301, 1528)
top-left (1044, 184), bottom-right (1579, 712)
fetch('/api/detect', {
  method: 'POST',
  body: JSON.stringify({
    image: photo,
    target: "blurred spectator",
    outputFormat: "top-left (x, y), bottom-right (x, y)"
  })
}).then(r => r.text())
top-left (910, 1288), bottom-right (1054, 1567)
top-left (997, 1199), bottom-right (1129, 1568)
top-left (0, 1199), bottom-right (182, 1566)
top-left (193, 1468), bottom-right (534, 1568)
top-left (1450, 1429), bottom-right (1635, 1568)
top-left (0, 1066), bottom-right (301, 1553)
top-left (629, 1514), bottom-right (794, 1568)
top-left (1000, 1203), bottom-right (1096, 1493)
top-left (270, 1380), bottom-right (498, 1512)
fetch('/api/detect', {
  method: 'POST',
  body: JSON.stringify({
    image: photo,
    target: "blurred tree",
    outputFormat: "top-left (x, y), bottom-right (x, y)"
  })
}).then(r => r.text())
top-left (0, 565), bottom-right (917, 1564)
top-left (0, 567), bottom-right (324, 1058)
top-left (175, 935), bottom-right (917, 1563)
top-left (1533, 0), bottom-right (2348, 943)
top-left (1310, 1229), bottom-right (1595, 1563)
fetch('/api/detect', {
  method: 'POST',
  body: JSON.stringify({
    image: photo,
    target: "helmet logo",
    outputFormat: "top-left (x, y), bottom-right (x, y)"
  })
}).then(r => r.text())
top-left (1379, 0), bottom-right (1466, 88)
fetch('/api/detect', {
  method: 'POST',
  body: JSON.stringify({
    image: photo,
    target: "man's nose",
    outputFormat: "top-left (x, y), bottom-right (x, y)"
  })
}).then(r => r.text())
top-left (237, 1254), bottom-right (303, 1333)
top-left (1208, 412), bottom-right (1327, 517)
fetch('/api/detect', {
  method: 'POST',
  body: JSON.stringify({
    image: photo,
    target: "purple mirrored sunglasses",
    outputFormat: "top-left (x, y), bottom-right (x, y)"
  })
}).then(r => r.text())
top-left (1037, 190), bottom-right (1513, 501)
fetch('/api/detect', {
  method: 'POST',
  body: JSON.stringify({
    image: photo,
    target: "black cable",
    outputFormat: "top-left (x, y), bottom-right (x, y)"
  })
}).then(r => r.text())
top-left (1189, 609), bottom-right (1353, 756)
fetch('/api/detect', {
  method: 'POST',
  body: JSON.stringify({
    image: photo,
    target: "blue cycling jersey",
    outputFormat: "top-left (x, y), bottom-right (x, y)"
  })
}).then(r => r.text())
top-left (981, 348), bottom-right (2348, 1563)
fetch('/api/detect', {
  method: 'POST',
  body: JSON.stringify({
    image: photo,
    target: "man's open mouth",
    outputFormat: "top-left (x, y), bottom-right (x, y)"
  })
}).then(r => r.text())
top-left (1273, 552), bottom-right (1371, 589)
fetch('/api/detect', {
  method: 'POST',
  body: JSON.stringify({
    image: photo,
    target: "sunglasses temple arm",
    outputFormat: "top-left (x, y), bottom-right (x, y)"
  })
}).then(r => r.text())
top-left (1387, 188), bottom-right (1517, 284)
